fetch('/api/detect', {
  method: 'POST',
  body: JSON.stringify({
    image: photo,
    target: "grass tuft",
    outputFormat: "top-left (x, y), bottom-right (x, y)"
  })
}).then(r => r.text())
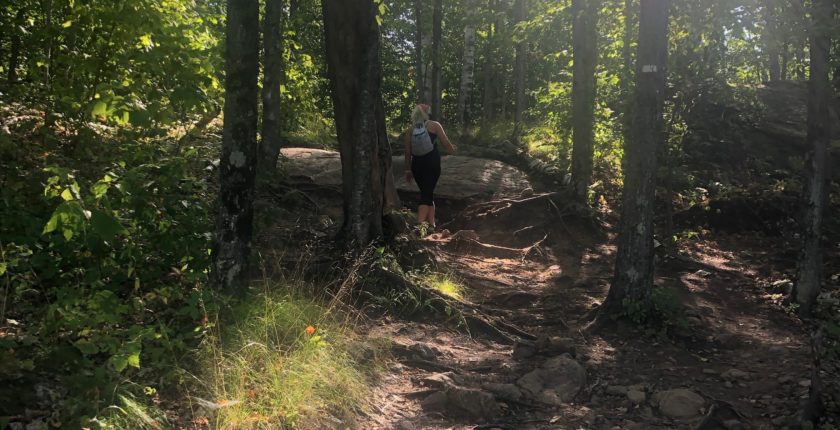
top-left (424, 273), bottom-right (464, 300)
top-left (196, 283), bottom-right (376, 429)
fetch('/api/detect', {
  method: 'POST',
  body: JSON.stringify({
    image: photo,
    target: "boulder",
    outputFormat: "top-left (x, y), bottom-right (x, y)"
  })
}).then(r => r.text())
top-left (627, 390), bottom-right (646, 405)
top-left (281, 148), bottom-right (532, 200)
top-left (653, 388), bottom-right (706, 419)
top-left (446, 386), bottom-right (501, 420)
top-left (516, 355), bottom-right (586, 405)
top-left (420, 391), bottom-right (449, 412)
top-left (482, 382), bottom-right (524, 401)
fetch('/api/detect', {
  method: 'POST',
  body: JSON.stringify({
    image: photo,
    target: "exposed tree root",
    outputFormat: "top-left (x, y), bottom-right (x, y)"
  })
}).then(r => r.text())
top-left (372, 265), bottom-right (535, 345)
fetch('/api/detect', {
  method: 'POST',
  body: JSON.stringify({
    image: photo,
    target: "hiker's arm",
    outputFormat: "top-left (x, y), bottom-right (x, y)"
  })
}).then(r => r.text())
top-left (403, 128), bottom-right (413, 182)
top-left (430, 122), bottom-right (457, 154)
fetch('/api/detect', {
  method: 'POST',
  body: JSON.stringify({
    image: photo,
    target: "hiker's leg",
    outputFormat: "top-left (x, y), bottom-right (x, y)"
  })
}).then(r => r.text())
top-left (429, 202), bottom-right (436, 228)
top-left (418, 204), bottom-right (431, 224)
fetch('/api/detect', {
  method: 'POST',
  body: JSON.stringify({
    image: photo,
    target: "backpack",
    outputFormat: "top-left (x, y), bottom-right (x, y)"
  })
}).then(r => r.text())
top-left (411, 121), bottom-right (434, 156)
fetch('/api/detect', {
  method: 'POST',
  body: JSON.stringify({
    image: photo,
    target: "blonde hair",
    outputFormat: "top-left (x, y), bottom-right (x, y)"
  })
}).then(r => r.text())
top-left (411, 104), bottom-right (430, 125)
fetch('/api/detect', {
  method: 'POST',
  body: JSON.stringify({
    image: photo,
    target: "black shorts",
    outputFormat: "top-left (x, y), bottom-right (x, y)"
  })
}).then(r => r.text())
top-left (411, 145), bottom-right (441, 206)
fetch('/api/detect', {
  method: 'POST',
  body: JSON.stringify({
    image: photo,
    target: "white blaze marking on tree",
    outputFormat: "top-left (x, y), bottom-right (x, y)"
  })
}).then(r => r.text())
top-left (229, 151), bottom-right (247, 167)
top-left (642, 64), bottom-right (658, 73)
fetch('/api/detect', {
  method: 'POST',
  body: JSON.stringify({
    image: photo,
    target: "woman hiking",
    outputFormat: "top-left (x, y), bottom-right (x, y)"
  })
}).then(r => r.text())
top-left (404, 104), bottom-right (457, 231)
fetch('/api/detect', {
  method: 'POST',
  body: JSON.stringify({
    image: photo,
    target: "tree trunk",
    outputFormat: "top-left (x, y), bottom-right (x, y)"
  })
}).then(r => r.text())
top-left (7, 8), bottom-right (24, 84)
top-left (600, 0), bottom-right (669, 317)
top-left (494, 4), bottom-right (507, 118)
top-left (260, 0), bottom-right (286, 173)
top-left (457, 6), bottom-right (476, 129)
top-left (422, 36), bottom-right (433, 103)
top-left (482, 3), bottom-right (496, 121)
top-left (570, 0), bottom-right (600, 204)
top-left (215, 0), bottom-right (260, 292)
top-left (765, 0), bottom-right (781, 81)
top-left (780, 40), bottom-right (790, 80)
top-left (431, 0), bottom-right (442, 119)
top-left (323, 0), bottom-right (390, 245)
top-left (513, 0), bottom-right (527, 128)
top-left (414, 0), bottom-right (425, 103)
top-left (791, 0), bottom-right (832, 316)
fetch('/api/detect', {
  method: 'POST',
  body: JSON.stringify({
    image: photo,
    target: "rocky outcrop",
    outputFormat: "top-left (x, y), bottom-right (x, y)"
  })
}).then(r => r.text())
top-left (281, 148), bottom-right (531, 201)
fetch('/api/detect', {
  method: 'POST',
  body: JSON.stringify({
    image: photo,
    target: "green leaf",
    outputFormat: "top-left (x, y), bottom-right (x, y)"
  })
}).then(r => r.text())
top-left (91, 101), bottom-right (108, 118)
top-left (43, 201), bottom-right (86, 240)
top-left (0, 263), bottom-right (6, 276)
top-left (90, 209), bottom-right (124, 240)
top-left (127, 352), bottom-right (141, 368)
top-left (74, 339), bottom-right (100, 355)
top-left (60, 188), bottom-right (74, 201)
top-left (112, 355), bottom-right (128, 372)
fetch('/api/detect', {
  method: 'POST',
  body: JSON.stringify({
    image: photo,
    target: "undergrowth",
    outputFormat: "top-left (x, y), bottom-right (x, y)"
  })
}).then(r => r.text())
top-left (193, 281), bottom-right (377, 429)
top-left (0, 111), bottom-right (378, 429)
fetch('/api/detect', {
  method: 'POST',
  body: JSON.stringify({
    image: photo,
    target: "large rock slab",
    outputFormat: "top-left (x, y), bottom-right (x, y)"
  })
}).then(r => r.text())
top-left (281, 148), bottom-right (531, 200)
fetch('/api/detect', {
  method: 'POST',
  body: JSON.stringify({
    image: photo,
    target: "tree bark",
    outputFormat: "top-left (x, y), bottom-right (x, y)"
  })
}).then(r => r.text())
top-left (513, 0), bottom-right (527, 128)
top-left (482, 2), bottom-right (496, 121)
top-left (765, 0), bottom-right (781, 81)
top-left (7, 8), bottom-right (24, 84)
top-left (457, 6), bottom-right (476, 129)
top-left (215, 0), bottom-right (260, 292)
top-left (570, 0), bottom-right (600, 204)
top-left (323, 0), bottom-right (390, 245)
top-left (260, 0), bottom-right (286, 173)
top-left (414, 0), bottom-right (425, 103)
top-left (791, 0), bottom-right (832, 316)
top-left (600, 0), bottom-right (669, 317)
top-left (431, 0), bottom-right (443, 119)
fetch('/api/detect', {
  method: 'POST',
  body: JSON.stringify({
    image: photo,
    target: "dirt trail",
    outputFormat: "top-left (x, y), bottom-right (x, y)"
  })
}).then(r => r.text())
top-left (356, 195), bottom-right (824, 430)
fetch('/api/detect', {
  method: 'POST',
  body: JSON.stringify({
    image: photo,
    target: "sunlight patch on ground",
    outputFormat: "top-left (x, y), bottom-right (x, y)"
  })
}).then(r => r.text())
top-left (424, 273), bottom-right (465, 300)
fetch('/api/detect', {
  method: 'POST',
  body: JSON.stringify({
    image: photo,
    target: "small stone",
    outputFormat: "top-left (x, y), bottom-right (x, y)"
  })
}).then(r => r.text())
top-left (724, 381), bottom-right (733, 388)
top-left (395, 420), bottom-right (416, 430)
top-left (512, 340), bottom-right (537, 360)
top-left (421, 391), bottom-right (448, 412)
top-left (535, 336), bottom-right (576, 356)
top-left (703, 368), bottom-right (718, 375)
top-left (798, 379), bottom-right (811, 388)
top-left (771, 416), bottom-right (786, 426)
top-left (25, 420), bottom-right (48, 430)
top-left (628, 384), bottom-right (646, 392)
top-left (653, 388), bottom-right (706, 419)
top-left (446, 386), bottom-right (501, 420)
top-left (606, 385), bottom-right (629, 396)
top-left (420, 372), bottom-right (457, 389)
top-left (627, 390), bottom-right (646, 405)
top-left (722, 369), bottom-right (749, 380)
top-left (723, 419), bottom-right (744, 430)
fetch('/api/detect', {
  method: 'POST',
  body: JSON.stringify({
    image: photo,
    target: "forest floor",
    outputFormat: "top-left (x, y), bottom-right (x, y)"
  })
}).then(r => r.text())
top-left (324, 191), bottom-right (840, 430)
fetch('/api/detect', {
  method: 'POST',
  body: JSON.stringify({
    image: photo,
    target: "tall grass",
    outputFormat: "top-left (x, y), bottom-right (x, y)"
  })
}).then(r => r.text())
top-left (423, 273), bottom-right (465, 300)
top-left (195, 280), bottom-right (377, 429)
